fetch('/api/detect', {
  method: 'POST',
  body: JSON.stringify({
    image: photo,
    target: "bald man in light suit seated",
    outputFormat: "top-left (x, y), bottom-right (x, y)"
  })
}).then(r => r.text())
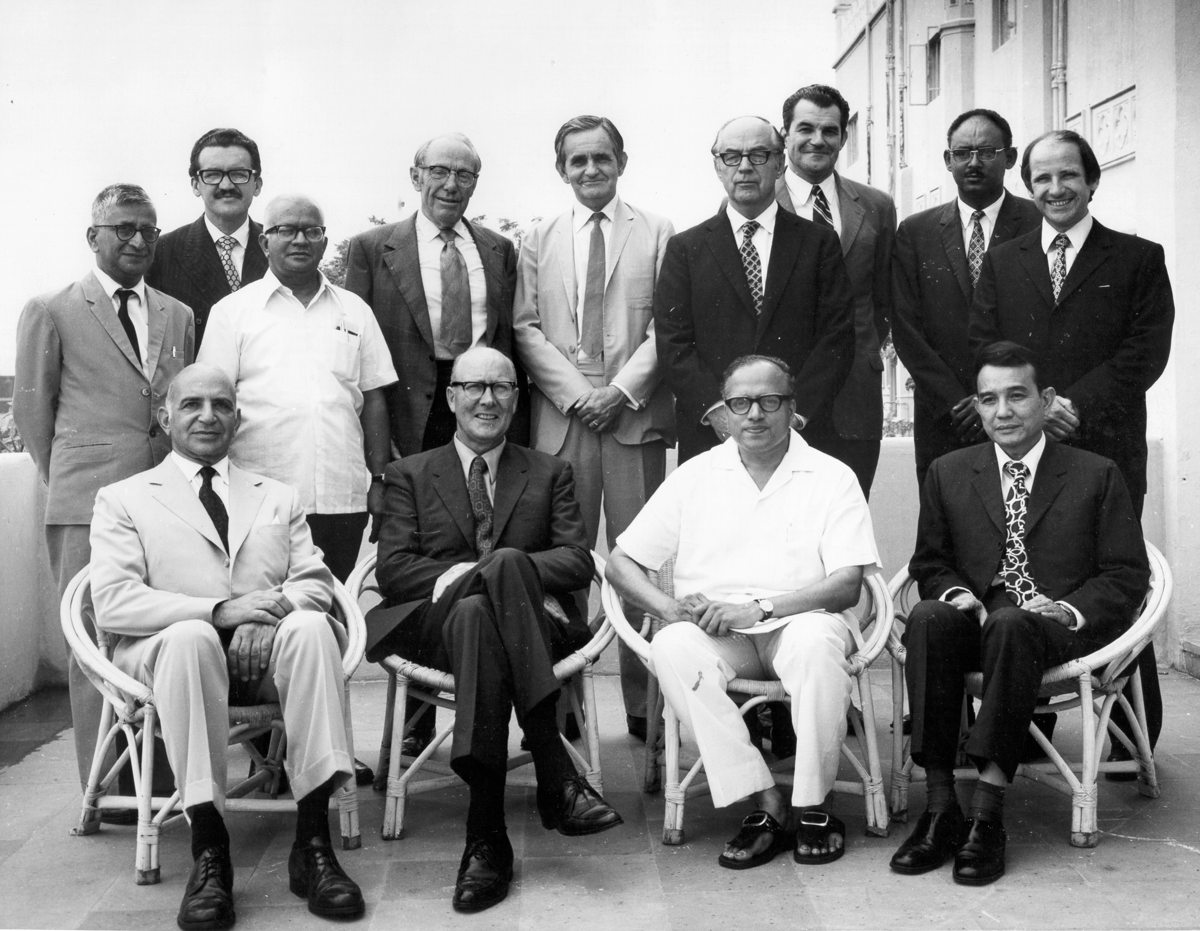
top-left (90, 365), bottom-right (363, 931)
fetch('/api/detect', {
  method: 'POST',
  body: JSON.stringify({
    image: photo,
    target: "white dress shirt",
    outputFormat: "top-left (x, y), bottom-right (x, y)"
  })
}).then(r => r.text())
top-left (92, 267), bottom-right (149, 375)
top-left (204, 216), bottom-right (251, 280)
top-left (197, 271), bottom-right (398, 514)
top-left (956, 191), bottom-right (1007, 253)
top-left (171, 451), bottom-right (231, 508)
top-left (724, 200), bottom-right (778, 289)
top-left (414, 210), bottom-right (487, 359)
top-left (785, 170), bottom-right (841, 235)
top-left (1041, 213), bottom-right (1094, 279)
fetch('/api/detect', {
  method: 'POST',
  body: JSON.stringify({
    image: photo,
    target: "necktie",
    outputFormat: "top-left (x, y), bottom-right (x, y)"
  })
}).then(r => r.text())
top-left (1050, 233), bottom-right (1070, 302)
top-left (439, 229), bottom-right (472, 356)
top-left (1001, 461), bottom-right (1039, 604)
top-left (739, 220), bottom-right (763, 314)
top-left (811, 184), bottom-right (834, 229)
top-left (199, 466), bottom-right (230, 553)
top-left (467, 456), bottom-right (494, 558)
top-left (968, 210), bottom-right (986, 288)
top-left (115, 289), bottom-right (141, 364)
top-left (216, 235), bottom-right (241, 292)
top-left (579, 212), bottom-right (606, 359)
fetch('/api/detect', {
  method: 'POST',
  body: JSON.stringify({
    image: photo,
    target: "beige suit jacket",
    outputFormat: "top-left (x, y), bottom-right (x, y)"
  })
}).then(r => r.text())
top-left (514, 199), bottom-right (676, 451)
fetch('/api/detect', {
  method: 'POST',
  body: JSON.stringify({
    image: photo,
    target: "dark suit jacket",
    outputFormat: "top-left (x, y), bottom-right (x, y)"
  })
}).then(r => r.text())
top-left (892, 195), bottom-right (1041, 474)
top-left (147, 215), bottom-right (267, 347)
top-left (653, 206), bottom-right (854, 460)
top-left (969, 221), bottom-right (1175, 498)
top-left (777, 173), bottom-right (895, 440)
top-left (911, 440), bottom-right (1149, 649)
top-left (343, 215), bottom-right (519, 455)
top-left (365, 442), bottom-right (594, 656)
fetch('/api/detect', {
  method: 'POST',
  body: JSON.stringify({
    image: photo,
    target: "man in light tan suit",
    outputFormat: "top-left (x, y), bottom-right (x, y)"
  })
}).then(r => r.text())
top-left (13, 183), bottom-right (194, 791)
top-left (514, 115), bottom-right (675, 738)
top-left (90, 364), bottom-right (363, 929)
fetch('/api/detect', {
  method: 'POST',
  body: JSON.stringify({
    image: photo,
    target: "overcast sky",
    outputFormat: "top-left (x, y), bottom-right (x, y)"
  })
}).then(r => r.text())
top-left (0, 0), bottom-right (835, 373)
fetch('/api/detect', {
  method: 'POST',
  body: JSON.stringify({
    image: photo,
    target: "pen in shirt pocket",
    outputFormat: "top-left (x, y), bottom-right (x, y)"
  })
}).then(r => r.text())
top-left (334, 316), bottom-right (359, 337)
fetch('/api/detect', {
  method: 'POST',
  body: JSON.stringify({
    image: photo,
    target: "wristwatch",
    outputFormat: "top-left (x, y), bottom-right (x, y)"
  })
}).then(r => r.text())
top-left (370, 473), bottom-right (386, 484)
top-left (753, 598), bottom-right (774, 621)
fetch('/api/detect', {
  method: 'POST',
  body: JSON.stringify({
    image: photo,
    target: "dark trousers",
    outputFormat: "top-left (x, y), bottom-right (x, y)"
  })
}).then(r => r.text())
top-left (904, 599), bottom-right (1085, 780)
top-left (806, 435), bottom-right (882, 499)
top-left (306, 512), bottom-right (369, 583)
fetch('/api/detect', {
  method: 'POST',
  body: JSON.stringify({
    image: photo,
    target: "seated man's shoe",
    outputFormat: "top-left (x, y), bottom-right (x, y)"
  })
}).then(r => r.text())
top-left (889, 805), bottom-right (966, 875)
top-left (400, 732), bottom-right (431, 758)
top-left (768, 703), bottom-right (797, 760)
top-left (626, 714), bottom-right (647, 743)
top-left (288, 837), bottom-right (365, 919)
top-left (353, 758), bottom-right (374, 787)
top-left (177, 846), bottom-right (235, 931)
top-left (100, 808), bottom-right (140, 826)
top-left (952, 818), bottom-right (1006, 886)
top-left (1105, 746), bottom-right (1139, 782)
top-left (453, 835), bottom-right (513, 913)
top-left (538, 774), bottom-right (623, 836)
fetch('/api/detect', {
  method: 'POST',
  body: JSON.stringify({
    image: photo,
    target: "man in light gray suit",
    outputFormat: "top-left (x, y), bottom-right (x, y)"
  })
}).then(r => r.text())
top-left (14, 183), bottom-right (194, 790)
top-left (514, 115), bottom-right (675, 739)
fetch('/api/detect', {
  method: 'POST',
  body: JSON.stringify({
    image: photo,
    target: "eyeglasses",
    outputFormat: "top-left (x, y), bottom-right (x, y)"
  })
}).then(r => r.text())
top-left (419, 164), bottom-right (479, 186)
top-left (195, 168), bottom-right (257, 185)
top-left (946, 147), bottom-right (1004, 164)
top-left (450, 381), bottom-right (517, 401)
top-left (93, 224), bottom-right (162, 243)
top-left (723, 394), bottom-right (790, 415)
top-left (713, 149), bottom-right (779, 167)
top-left (264, 225), bottom-right (326, 242)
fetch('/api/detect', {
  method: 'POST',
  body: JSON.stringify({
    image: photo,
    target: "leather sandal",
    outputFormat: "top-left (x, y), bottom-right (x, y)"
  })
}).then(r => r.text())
top-left (717, 809), bottom-right (793, 870)
top-left (793, 810), bottom-right (846, 865)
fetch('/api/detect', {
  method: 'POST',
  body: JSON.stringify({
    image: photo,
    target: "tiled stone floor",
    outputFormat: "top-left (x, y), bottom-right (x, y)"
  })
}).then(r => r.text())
top-left (3, 662), bottom-right (1200, 930)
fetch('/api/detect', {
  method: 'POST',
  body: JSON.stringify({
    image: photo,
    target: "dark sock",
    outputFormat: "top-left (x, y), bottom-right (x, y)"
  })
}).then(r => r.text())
top-left (188, 803), bottom-right (229, 859)
top-left (295, 775), bottom-right (337, 845)
top-left (926, 767), bottom-right (958, 813)
top-left (465, 772), bottom-right (507, 838)
top-left (524, 694), bottom-right (576, 788)
top-left (968, 781), bottom-right (1006, 823)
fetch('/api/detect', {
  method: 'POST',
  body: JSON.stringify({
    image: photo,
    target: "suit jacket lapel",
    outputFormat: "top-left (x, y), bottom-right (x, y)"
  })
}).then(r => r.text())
top-left (1024, 442), bottom-right (1067, 534)
top-left (467, 219), bottom-right (504, 345)
top-left (774, 177), bottom-right (796, 214)
top-left (554, 217), bottom-right (578, 322)
top-left (226, 465), bottom-right (267, 560)
top-left (83, 273), bottom-right (144, 376)
top-left (1055, 221), bottom-right (1111, 306)
top-left (606, 201), bottom-right (635, 289)
top-left (147, 458), bottom-right (228, 553)
top-left (1017, 234), bottom-right (1056, 309)
top-left (181, 216), bottom-right (231, 303)
top-left (758, 213), bottom-right (801, 336)
top-left (992, 195), bottom-right (1028, 248)
top-left (938, 202), bottom-right (973, 302)
top-left (430, 445), bottom-right (476, 550)
top-left (491, 444), bottom-right (528, 542)
top-left (243, 219), bottom-right (268, 282)
top-left (143, 288), bottom-right (167, 380)
top-left (970, 445), bottom-right (1006, 535)
top-left (382, 216), bottom-right (435, 349)
top-left (835, 174), bottom-right (864, 256)
top-left (704, 210), bottom-right (757, 319)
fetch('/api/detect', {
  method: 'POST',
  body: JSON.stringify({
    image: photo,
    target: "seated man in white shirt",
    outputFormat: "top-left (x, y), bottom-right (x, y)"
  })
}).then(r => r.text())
top-left (606, 354), bottom-right (880, 869)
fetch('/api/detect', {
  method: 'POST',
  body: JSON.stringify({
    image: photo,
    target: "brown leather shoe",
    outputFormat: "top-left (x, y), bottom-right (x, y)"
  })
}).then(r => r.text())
top-left (537, 774), bottom-right (623, 836)
top-left (176, 846), bottom-right (235, 931)
top-left (288, 837), bottom-right (364, 919)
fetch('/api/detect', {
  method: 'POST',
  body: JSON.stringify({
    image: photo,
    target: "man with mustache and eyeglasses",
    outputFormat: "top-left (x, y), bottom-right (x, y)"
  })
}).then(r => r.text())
top-left (14, 182), bottom-right (194, 793)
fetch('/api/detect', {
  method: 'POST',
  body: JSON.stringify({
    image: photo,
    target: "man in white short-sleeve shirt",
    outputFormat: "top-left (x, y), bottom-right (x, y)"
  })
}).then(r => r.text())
top-left (607, 354), bottom-right (880, 871)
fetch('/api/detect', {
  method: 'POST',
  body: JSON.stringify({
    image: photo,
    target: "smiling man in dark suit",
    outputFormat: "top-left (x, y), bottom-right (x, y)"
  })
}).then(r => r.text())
top-left (148, 128), bottom-right (268, 348)
top-left (654, 115), bottom-right (853, 464)
top-left (366, 347), bottom-right (622, 914)
top-left (891, 341), bottom-right (1148, 886)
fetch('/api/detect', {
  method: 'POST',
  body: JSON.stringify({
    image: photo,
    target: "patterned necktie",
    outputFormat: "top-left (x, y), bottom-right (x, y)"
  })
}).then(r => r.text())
top-left (439, 229), bottom-right (472, 356)
top-left (216, 235), bottom-right (241, 292)
top-left (199, 466), bottom-right (230, 553)
top-left (1001, 460), bottom-right (1039, 604)
top-left (811, 184), bottom-right (834, 229)
top-left (115, 289), bottom-right (141, 364)
top-left (579, 212), bottom-right (606, 359)
top-left (1050, 232), bottom-right (1070, 302)
top-left (739, 220), bottom-right (763, 314)
top-left (968, 210), bottom-right (986, 288)
top-left (467, 456), bottom-right (494, 558)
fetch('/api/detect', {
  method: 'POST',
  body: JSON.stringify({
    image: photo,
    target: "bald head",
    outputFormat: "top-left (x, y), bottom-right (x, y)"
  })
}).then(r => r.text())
top-left (448, 348), bottom-right (518, 454)
top-left (258, 193), bottom-right (328, 286)
top-left (161, 364), bottom-right (240, 465)
top-left (711, 116), bottom-right (785, 219)
top-left (450, 346), bottom-right (515, 382)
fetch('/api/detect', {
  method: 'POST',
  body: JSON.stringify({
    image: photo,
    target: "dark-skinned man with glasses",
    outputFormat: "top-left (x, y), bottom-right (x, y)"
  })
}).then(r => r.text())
top-left (15, 183), bottom-right (194, 794)
top-left (148, 128), bottom-right (268, 348)
top-left (365, 346), bottom-right (622, 914)
top-left (608, 354), bottom-right (880, 870)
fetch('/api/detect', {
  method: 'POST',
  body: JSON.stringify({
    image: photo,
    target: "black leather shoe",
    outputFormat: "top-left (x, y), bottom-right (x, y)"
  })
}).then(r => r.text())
top-left (953, 818), bottom-right (1006, 886)
top-left (177, 846), bottom-right (235, 931)
top-left (1105, 747), bottom-right (1139, 782)
top-left (400, 733), bottom-right (431, 758)
top-left (889, 806), bottom-right (966, 875)
top-left (353, 758), bottom-right (374, 787)
top-left (288, 837), bottom-right (365, 919)
top-left (453, 836), bottom-right (513, 913)
top-left (538, 774), bottom-right (623, 836)
top-left (626, 715), bottom-right (647, 743)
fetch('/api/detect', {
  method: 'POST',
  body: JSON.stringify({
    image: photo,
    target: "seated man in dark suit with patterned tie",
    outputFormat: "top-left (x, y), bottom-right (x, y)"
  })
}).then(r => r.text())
top-left (890, 341), bottom-right (1148, 886)
top-left (365, 347), bottom-right (622, 914)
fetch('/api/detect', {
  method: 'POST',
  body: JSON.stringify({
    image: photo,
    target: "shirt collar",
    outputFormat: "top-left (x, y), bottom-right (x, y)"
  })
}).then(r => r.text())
top-left (572, 196), bottom-right (618, 233)
top-left (726, 199), bottom-right (779, 237)
top-left (993, 432), bottom-right (1047, 480)
top-left (1041, 213), bottom-right (1093, 254)
top-left (204, 215), bottom-right (251, 248)
top-left (786, 168), bottom-right (836, 209)
top-left (91, 267), bottom-right (146, 305)
top-left (453, 435), bottom-right (505, 482)
top-left (416, 208), bottom-right (470, 243)
top-left (712, 429), bottom-right (816, 473)
top-left (171, 451), bottom-right (231, 484)
top-left (957, 190), bottom-right (1006, 230)
top-left (262, 268), bottom-right (335, 306)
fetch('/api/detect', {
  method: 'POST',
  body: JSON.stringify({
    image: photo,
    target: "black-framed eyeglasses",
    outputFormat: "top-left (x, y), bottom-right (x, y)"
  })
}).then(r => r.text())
top-left (93, 224), bottom-right (162, 243)
top-left (946, 146), bottom-right (1003, 164)
top-left (451, 381), bottom-right (517, 401)
top-left (714, 149), bottom-right (779, 167)
top-left (723, 394), bottom-right (790, 415)
top-left (264, 225), bottom-right (326, 242)
top-left (419, 164), bottom-right (479, 186)
top-left (195, 168), bottom-right (258, 185)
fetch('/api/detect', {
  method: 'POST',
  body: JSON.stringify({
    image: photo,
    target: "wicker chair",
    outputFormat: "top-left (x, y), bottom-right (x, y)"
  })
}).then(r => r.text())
top-left (61, 566), bottom-right (366, 884)
top-left (601, 564), bottom-right (894, 844)
top-left (886, 540), bottom-right (1172, 847)
top-left (348, 550), bottom-right (614, 840)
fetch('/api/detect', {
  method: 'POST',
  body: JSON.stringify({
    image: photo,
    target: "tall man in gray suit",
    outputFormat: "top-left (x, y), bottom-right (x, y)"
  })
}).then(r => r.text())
top-left (514, 115), bottom-right (675, 739)
top-left (777, 85), bottom-right (895, 497)
top-left (14, 183), bottom-right (194, 790)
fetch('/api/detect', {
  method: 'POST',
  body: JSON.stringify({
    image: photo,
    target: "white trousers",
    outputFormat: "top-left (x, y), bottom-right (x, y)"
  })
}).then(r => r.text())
top-left (114, 611), bottom-right (352, 810)
top-left (650, 613), bottom-right (853, 808)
